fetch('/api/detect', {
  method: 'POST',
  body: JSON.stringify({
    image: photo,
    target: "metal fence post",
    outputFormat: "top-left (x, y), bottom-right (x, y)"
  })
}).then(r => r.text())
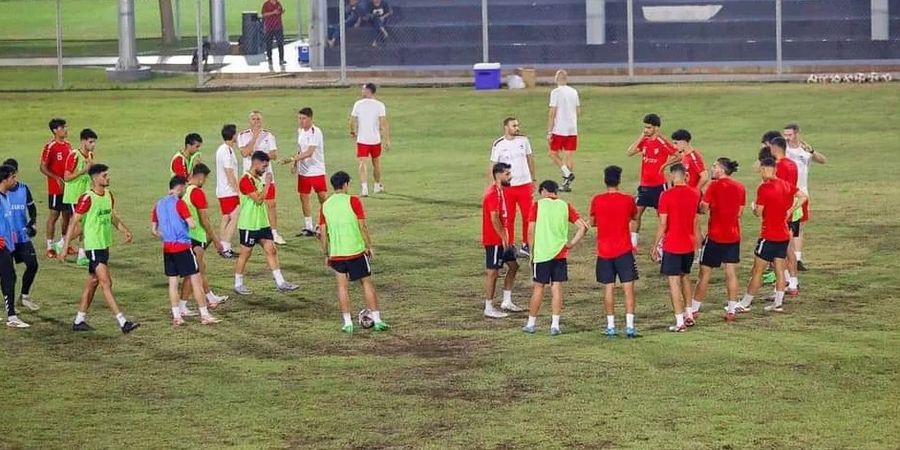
top-left (55, 0), bottom-right (63, 89)
top-left (196, 0), bottom-right (205, 88)
top-left (626, 0), bottom-right (634, 77)
top-left (481, 0), bottom-right (489, 62)
top-left (339, 0), bottom-right (347, 82)
top-left (296, 0), bottom-right (304, 39)
top-left (175, 0), bottom-right (182, 40)
top-left (775, 0), bottom-right (783, 75)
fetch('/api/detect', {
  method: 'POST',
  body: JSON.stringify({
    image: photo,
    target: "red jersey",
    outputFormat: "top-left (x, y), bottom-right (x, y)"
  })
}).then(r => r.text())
top-left (528, 200), bottom-right (580, 260)
top-left (239, 174), bottom-right (260, 195)
top-left (74, 190), bottom-right (115, 215)
top-left (41, 140), bottom-right (72, 195)
top-left (150, 198), bottom-right (192, 253)
top-left (702, 177), bottom-right (746, 244)
top-left (261, 0), bottom-right (284, 32)
top-left (171, 153), bottom-right (189, 179)
top-left (589, 191), bottom-right (637, 259)
top-left (756, 178), bottom-right (797, 241)
top-left (482, 185), bottom-right (507, 246)
top-left (64, 149), bottom-right (93, 174)
top-left (682, 150), bottom-right (706, 189)
top-left (637, 136), bottom-right (677, 186)
top-left (189, 186), bottom-right (208, 209)
top-left (658, 184), bottom-right (701, 253)
top-left (775, 157), bottom-right (798, 187)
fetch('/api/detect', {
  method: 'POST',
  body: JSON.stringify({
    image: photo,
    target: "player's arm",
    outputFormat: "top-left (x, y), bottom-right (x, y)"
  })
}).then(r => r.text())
top-left (696, 170), bottom-right (710, 192)
top-left (567, 218), bottom-right (589, 248)
top-left (287, 144), bottom-right (316, 163)
top-left (197, 207), bottom-right (222, 251)
top-left (239, 132), bottom-right (258, 158)
top-left (789, 190), bottom-right (809, 218)
top-left (490, 210), bottom-right (508, 248)
top-left (803, 141), bottom-right (827, 164)
top-left (527, 221), bottom-right (536, 262)
top-left (526, 153), bottom-right (536, 183)
top-left (626, 136), bottom-right (643, 156)
top-left (58, 211), bottom-right (83, 261)
top-left (349, 115), bottom-right (358, 139)
top-left (698, 200), bottom-right (710, 215)
top-left (358, 218), bottom-right (374, 257)
top-left (752, 202), bottom-right (764, 217)
top-left (546, 106), bottom-right (558, 140)
top-left (111, 208), bottom-right (134, 243)
top-left (39, 149), bottom-right (63, 183)
top-left (63, 155), bottom-right (84, 182)
top-left (651, 213), bottom-right (667, 261)
top-left (380, 116), bottom-right (391, 149)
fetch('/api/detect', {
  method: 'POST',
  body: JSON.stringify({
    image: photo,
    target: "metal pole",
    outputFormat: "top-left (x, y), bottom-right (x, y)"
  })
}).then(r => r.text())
top-left (209, 0), bottom-right (228, 53)
top-left (775, 0), bottom-right (782, 75)
top-left (196, 0), bottom-right (204, 87)
top-left (481, 0), bottom-right (489, 62)
top-left (626, 0), bottom-right (634, 77)
top-left (339, 0), bottom-right (347, 82)
top-left (296, 0), bottom-right (304, 40)
top-left (55, 0), bottom-right (63, 89)
top-left (871, 0), bottom-right (889, 40)
top-left (175, 0), bottom-right (181, 40)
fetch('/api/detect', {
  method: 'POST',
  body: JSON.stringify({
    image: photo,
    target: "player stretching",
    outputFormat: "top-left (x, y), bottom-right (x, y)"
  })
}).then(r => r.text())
top-left (181, 163), bottom-right (228, 313)
top-left (59, 164), bottom-right (140, 334)
top-left (652, 164), bottom-right (701, 332)
top-left (319, 171), bottom-right (390, 333)
top-left (482, 162), bottom-right (522, 319)
top-left (547, 69), bottom-right (580, 191)
top-left (62, 128), bottom-right (96, 266)
top-left (283, 107), bottom-right (328, 237)
top-left (784, 123), bottom-right (826, 272)
top-left (215, 124), bottom-right (240, 258)
top-left (626, 113), bottom-right (677, 251)
top-left (151, 176), bottom-right (220, 326)
top-left (3, 160), bottom-right (41, 313)
top-left (39, 118), bottom-right (72, 258)
top-left (590, 166), bottom-right (639, 337)
top-left (171, 133), bottom-right (203, 178)
top-left (490, 117), bottom-right (536, 257)
top-left (238, 111), bottom-right (285, 244)
top-left (350, 83), bottom-right (390, 196)
top-left (522, 180), bottom-right (587, 336)
top-left (735, 157), bottom-right (807, 313)
top-left (691, 158), bottom-right (746, 321)
top-left (233, 151), bottom-right (298, 295)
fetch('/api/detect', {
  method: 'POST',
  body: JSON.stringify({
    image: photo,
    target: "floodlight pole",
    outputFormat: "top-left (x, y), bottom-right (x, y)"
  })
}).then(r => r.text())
top-left (107, 0), bottom-right (152, 81)
top-left (209, 0), bottom-right (229, 54)
top-left (775, 0), bottom-right (783, 75)
top-left (339, 0), bottom-right (347, 83)
top-left (626, 0), bottom-right (634, 77)
top-left (196, 0), bottom-right (205, 87)
top-left (481, 0), bottom-right (489, 62)
top-left (55, 0), bottom-right (63, 89)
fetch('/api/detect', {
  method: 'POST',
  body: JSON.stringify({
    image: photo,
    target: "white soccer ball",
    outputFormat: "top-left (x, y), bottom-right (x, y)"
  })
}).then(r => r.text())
top-left (358, 309), bottom-right (374, 329)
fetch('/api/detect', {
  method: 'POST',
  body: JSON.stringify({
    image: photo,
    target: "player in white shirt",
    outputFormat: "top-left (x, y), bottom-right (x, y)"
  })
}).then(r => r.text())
top-left (783, 123), bottom-right (827, 272)
top-left (489, 117), bottom-right (536, 258)
top-left (238, 111), bottom-right (285, 244)
top-left (349, 83), bottom-right (391, 197)
top-left (547, 70), bottom-right (580, 192)
top-left (215, 124), bottom-right (241, 258)
top-left (281, 107), bottom-right (328, 237)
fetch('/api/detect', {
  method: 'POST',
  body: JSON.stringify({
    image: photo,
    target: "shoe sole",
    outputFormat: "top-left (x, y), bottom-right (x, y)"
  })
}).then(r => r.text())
top-left (484, 314), bottom-right (509, 319)
top-left (6, 322), bottom-right (30, 328)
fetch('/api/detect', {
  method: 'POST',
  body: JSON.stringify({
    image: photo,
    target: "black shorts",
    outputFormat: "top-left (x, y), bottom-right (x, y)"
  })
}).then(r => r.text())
top-left (661, 251), bottom-right (694, 276)
top-left (12, 241), bottom-right (37, 264)
top-left (789, 220), bottom-right (801, 238)
top-left (596, 253), bottom-right (638, 284)
top-left (329, 254), bottom-right (372, 282)
top-left (699, 238), bottom-right (740, 268)
top-left (239, 227), bottom-right (274, 247)
top-left (191, 239), bottom-right (210, 250)
top-left (164, 249), bottom-right (199, 278)
top-left (48, 194), bottom-right (71, 212)
top-left (532, 258), bottom-right (568, 285)
top-left (86, 248), bottom-right (110, 274)
top-left (636, 185), bottom-right (665, 209)
top-left (485, 245), bottom-right (517, 270)
top-left (754, 238), bottom-right (789, 263)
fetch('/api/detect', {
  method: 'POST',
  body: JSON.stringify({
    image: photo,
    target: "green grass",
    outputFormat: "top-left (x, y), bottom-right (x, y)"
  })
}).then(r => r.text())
top-left (1, 84), bottom-right (899, 449)
top-left (0, 67), bottom-right (197, 90)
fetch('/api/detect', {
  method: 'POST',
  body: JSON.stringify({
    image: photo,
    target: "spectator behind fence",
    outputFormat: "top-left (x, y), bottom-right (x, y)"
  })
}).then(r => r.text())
top-left (328, 0), bottom-right (367, 48)
top-left (261, 0), bottom-right (286, 65)
top-left (367, 0), bottom-right (393, 47)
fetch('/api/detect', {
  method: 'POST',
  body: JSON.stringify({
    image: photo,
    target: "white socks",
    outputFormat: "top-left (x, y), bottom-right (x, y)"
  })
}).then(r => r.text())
top-left (626, 313), bottom-right (635, 329)
top-left (675, 313), bottom-right (685, 327)
top-left (221, 241), bottom-right (232, 252)
top-left (788, 277), bottom-right (798, 290)
top-left (526, 316), bottom-right (537, 327)
top-left (46, 239), bottom-right (53, 250)
top-left (342, 312), bottom-right (352, 326)
top-left (561, 165), bottom-right (572, 178)
top-left (304, 217), bottom-right (314, 231)
top-left (234, 273), bottom-right (244, 288)
top-left (606, 315), bottom-right (615, 329)
top-left (115, 313), bottom-right (127, 327)
top-left (795, 251), bottom-right (802, 261)
top-left (199, 306), bottom-right (210, 318)
top-left (272, 270), bottom-right (286, 285)
top-left (78, 248), bottom-right (86, 259)
top-left (361, 184), bottom-right (369, 196)
top-left (484, 300), bottom-right (494, 311)
top-left (74, 311), bottom-right (86, 324)
top-left (691, 299), bottom-right (702, 313)
top-left (740, 294), bottom-right (753, 308)
top-left (171, 307), bottom-right (181, 319)
top-left (727, 301), bottom-right (737, 313)
top-left (631, 232), bottom-right (639, 247)
top-left (179, 300), bottom-right (188, 309)
top-left (371, 310), bottom-right (381, 323)
top-left (551, 315), bottom-right (560, 329)
top-left (502, 290), bottom-right (512, 303)
top-left (773, 291), bottom-right (785, 307)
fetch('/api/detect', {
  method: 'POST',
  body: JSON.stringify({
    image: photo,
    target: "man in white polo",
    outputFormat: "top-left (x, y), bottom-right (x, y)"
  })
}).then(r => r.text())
top-left (350, 83), bottom-right (391, 197)
top-left (238, 110), bottom-right (284, 244)
top-left (489, 117), bottom-right (536, 258)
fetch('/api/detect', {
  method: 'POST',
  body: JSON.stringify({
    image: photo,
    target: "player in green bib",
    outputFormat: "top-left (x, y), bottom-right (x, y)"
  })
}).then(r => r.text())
top-left (59, 163), bottom-right (140, 334)
top-left (522, 180), bottom-right (587, 336)
top-left (170, 133), bottom-right (203, 178)
top-left (233, 151), bottom-right (298, 295)
top-left (61, 128), bottom-right (97, 267)
top-left (319, 171), bottom-right (390, 333)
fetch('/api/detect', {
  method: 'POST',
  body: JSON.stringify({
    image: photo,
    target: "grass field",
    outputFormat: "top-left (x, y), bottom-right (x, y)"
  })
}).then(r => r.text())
top-left (0, 83), bottom-right (898, 449)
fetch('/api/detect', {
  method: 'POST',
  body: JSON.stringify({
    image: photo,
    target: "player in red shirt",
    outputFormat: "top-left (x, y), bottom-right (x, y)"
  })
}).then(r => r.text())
top-left (39, 118), bottom-right (72, 258)
top-left (770, 137), bottom-right (803, 297)
top-left (589, 165), bottom-right (639, 338)
top-left (171, 133), bottom-right (203, 178)
top-left (668, 129), bottom-right (709, 191)
top-left (626, 113), bottom-right (677, 251)
top-left (482, 162), bottom-right (522, 319)
top-left (652, 164), bottom-right (701, 332)
top-left (693, 158), bottom-right (746, 321)
top-left (736, 157), bottom-right (807, 314)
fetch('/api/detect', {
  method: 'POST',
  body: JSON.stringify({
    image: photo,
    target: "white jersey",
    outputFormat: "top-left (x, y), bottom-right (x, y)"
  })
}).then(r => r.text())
top-left (215, 143), bottom-right (239, 198)
top-left (786, 143), bottom-right (812, 193)
top-left (296, 125), bottom-right (326, 177)
top-left (237, 129), bottom-right (278, 180)
top-left (490, 135), bottom-right (533, 187)
top-left (351, 98), bottom-right (386, 145)
top-left (549, 85), bottom-right (580, 136)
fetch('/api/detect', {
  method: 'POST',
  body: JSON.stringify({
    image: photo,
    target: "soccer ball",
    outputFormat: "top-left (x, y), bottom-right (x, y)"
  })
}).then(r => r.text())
top-left (358, 309), bottom-right (374, 329)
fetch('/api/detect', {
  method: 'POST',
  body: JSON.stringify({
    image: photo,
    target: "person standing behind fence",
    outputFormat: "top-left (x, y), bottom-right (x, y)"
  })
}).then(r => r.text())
top-left (261, 0), bottom-right (286, 65)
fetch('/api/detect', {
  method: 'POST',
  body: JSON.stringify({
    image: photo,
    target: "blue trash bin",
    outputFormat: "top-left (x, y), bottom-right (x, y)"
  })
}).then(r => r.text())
top-left (473, 63), bottom-right (502, 90)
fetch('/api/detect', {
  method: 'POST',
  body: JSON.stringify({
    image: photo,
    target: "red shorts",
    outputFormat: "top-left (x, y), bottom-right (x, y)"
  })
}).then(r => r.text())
top-left (550, 134), bottom-right (578, 151)
top-left (357, 143), bottom-right (383, 158)
top-left (265, 183), bottom-right (276, 201)
top-left (218, 196), bottom-right (239, 215)
top-left (298, 175), bottom-right (327, 194)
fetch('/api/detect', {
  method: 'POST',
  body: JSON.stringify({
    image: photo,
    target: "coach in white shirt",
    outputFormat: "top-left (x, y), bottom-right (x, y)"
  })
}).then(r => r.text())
top-left (238, 110), bottom-right (285, 244)
top-left (547, 69), bottom-right (580, 192)
top-left (489, 117), bottom-right (536, 257)
top-left (783, 123), bottom-right (826, 271)
top-left (350, 83), bottom-right (391, 197)
top-left (282, 107), bottom-right (328, 237)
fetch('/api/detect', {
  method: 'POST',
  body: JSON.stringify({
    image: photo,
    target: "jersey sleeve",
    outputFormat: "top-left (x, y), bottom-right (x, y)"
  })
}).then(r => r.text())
top-left (702, 182), bottom-right (715, 205)
top-left (171, 156), bottom-right (188, 178)
top-left (176, 199), bottom-right (191, 219)
top-left (379, 102), bottom-right (387, 117)
top-left (150, 206), bottom-right (158, 223)
top-left (738, 184), bottom-right (747, 206)
top-left (489, 143), bottom-right (500, 162)
top-left (267, 133), bottom-right (278, 152)
top-left (549, 89), bottom-right (558, 107)
top-left (350, 102), bottom-right (359, 117)
top-left (524, 138), bottom-right (533, 155)
top-left (64, 152), bottom-right (77, 173)
top-left (485, 192), bottom-right (500, 214)
top-left (239, 176), bottom-right (256, 195)
top-left (567, 203), bottom-right (580, 223)
top-left (350, 196), bottom-right (366, 219)
top-left (191, 188), bottom-right (208, 209)
top-left (74, 194), bottom-right (92, 215)
top-left (657, 192), bottom-right (670, 215)
top-left (40, 145), bottom-right (51, 165)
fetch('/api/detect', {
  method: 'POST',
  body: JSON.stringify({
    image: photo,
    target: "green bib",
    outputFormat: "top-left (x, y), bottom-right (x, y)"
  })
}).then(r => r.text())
top-left (238, 172), bottom-right (269, 230)
top-left (188, 151), bottom-right (202, 172)
top-left (63, 150), bottom-right (91, 204)
top-left (170, 152), bottom-right (189, 177)
top-left (82, 189), bottom-right (113, 250)
top-left (184, 184), bottom-right (206, 243)
top-left (533, 198), bottom-right (570, 263)
top-left (322, 193), bottom-right (366, 257)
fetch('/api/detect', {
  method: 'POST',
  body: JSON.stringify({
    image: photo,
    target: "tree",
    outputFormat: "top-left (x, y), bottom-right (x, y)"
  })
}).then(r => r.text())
top-left (159, 0), bottom-right (178, 46)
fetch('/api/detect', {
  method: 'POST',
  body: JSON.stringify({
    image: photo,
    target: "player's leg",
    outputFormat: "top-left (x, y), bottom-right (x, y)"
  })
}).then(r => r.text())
top-left (723, 262), bottom-right (740, 319)
top-left (549, 280), bottom-right (563, 334)
top-left (372, 156), bottom-right (384, 193)
top-left (667, 275), bottom-right (686, 332)
top-left (693, 265), bottom-right (712, 309)
top-left (500, 259), bottom-right (521, 311)
top-left (357, 156), bottom-right (369, 196)
top-left (523, 281), bottom-right (545, 333)
top-left (483, 264), bottom-right (502, 317)
top-left (276, 29), bottom-right (285, 64)
top-left (1, 249), bottom-right (25, 327)
top-left (564, 150), bottom-right (575, 172)
top-left (623, 281), bottom-right (637, 333)
top-left (767, 256), bottom-right (787, 312)
top-left (794, 227), bottom-right (805, 270)
top-left (739, 255), bottom-right (769, 312)
top-left (168, 275), bottom-right (184, 325)
top-left (58, 209), bottom-right (72, 251)
top-left (548, 148), bottom-right (564, 172)
top-left (336, 271), bottom-right (353, 332)
top-left (94, 262), bottom-right (138, 333)
top-left (233, 229), bottom-right (254, 294)
top-left (632, 206), bottom-right (647, 248)
top-left (680, 272), bottom-right (695, 324)
top-left (17, 243), bottom-right (39, 310)
top-left (357, 256), bottom-right (388, 330)
top-left (785, 229), bottom-right (799, 295)
top-left (516, 184), bottom-right (533, 251)
top-left (603, 283), bottom-right (616, 333)
top-left (502, 187), bottom-right (517, 247)
top-left (72, 273), bottom-right (99, 330)
top-left (261, 237), bottom-right (297, 290)
top-left (45, 209), bottom-right (59, 252)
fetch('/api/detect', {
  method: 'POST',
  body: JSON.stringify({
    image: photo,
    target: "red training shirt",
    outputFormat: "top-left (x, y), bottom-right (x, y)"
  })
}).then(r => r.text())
top-left (638, 136), bottom-right (677, 186)
top-left (775, 157), bottom-right (798, 187)
top-left (658, 184), bottom-right (701, 253)
top-left (189, 186), bottom-right (208, 209)
top-left (703, 177), bottom-right (746, 244)
top-left (239, 173), bottom-right (263, 195)
top-left (756, 178), bottom-right (797, 241)
top-left (682, 150), bottom-right (706, 189)
top-left (74, 190), bottom-right (115, 215)
top-left (528, 200), bottom-right (580, 260)
top-left (64, 150), bottom-right (93, 175)
top-left (482, 185), bottom-right (508, 246)
top-left (589, 191), bottom-right (637, 259)
top-left (171, 153), bottom-right (189, 179)
top-left (41, 140), bottom-right (72, 195)
top-left (150, 198), bottom-right (193, 253)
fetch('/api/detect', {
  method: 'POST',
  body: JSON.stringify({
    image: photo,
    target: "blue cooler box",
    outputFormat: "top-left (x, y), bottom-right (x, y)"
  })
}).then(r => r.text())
top-left (298, 44), bottom-right (310, 63)
top-left (473, 63), bottom-right (501, 90)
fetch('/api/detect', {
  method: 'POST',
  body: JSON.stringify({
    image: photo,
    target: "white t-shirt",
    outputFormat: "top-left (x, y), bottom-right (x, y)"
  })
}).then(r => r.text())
top-left (549, 85), bottom-right (580, 136)
top-left (490, 136), bottom-right (533, 187)
top-left (296, 125), bottom-right (326, 177)
top-left (786, 143), bottom-right (812, 193)
top-left (215, 143), bottom-right (239, 198)
top-left (237, 129), bottom-right (278, 179)
top-left (351, 98), bottom-right (386, 145)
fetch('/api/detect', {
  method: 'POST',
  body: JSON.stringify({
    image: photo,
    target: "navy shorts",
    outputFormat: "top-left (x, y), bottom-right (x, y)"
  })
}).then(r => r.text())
top-left (533, 258), bottom-right (568, 285)
top-left (485, 245), bottom-right (517, 270)
top-left (164, 249), bottom-right (199, 278)
top-left (329, 254), bottom-right (372, 282)
top-left (754, 238), bottom-right (789, 263)
top-left (661, 251), bottom-right (694, 276)
top-left (699, 239), bottom-right (740, 268)
top-left (239, 227), bottom-right (274, 247)
top-left (636, 185), bottom-right (665, 209)
top-left (48, 194), bottom-right (71, 212)
top-left (86, 249), bottom-right (110, 274)
top-left (596, 253), bottom-right (639, 284)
